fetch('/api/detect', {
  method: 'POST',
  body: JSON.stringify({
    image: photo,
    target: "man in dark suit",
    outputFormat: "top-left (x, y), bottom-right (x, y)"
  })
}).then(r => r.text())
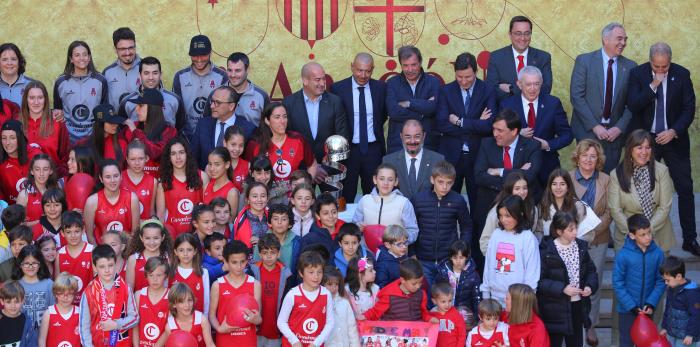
top-left (330, 53), bottom-right (387, 203)
top-left (486, 16), bottom-right (553, 102)
top-left (382, 119), bottom-right (444, 201)
top-left (386, 45), bottom-right (441, 153)
top-left (627, 42), bottom-right (699, 255)
top-left (283, 62), bottom-right (349, 163)
top-left (570, 22), bottom-right (637, 173)
top-left (190, 85), bottom-right (255, 169)
top-left (437, 52), bottom-right (496, 210)
top-left (473, 109), bottom-right (542, 268)
top-left (500, 66), bottom-right (572, 186)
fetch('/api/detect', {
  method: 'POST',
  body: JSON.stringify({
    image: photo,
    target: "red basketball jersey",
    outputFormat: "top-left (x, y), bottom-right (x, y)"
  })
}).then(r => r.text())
top-left (132, 253), bottom-right (149, 292)
top-left (45, 305), bottom-right (81, 347)
top-left (93, 189), bottom-right (133, 241)
top-left (282, 285), bottom-right (329, 347)
top-left (231, 158), bottom-right (248, 192)
top-left (171, 267), bottom-right (207, 313)
top-left (143, 158), bottom-right (160, 180)
top-left (215, 275), bottom-right (257, 344)
top-left (202, 180), bottom-right (235, 205)
top-left (245, 134), bottom-right (314, 184)
top-left (24, 187), bottom-right (43, 223)
top-left (121, 171), bottom-right (156, 220)
top-left (164, 175), bottom-right (202, 238)
top-left (0, 156), bottom-right (29, 203)
top-left (137, 287), bottom-right (170, 346)
top-left (167, 311), bottom-right (206, 347)
top-left (57, 242), bottom-right (94, 304)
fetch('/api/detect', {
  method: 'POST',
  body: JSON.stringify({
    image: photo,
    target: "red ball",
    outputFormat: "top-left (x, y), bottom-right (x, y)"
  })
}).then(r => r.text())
top-left (648, 336), bottom-right (672, 347)
top-left (363, 224), bottom-right (386, 254)
top-left (165, 330), bottom-right (198, 347)
top-left (65, 173), bottom-right (95, 211)
top-left (226, 294), bottom-right (259, 327)
top-left (631, 313), bottom-right (660, 346)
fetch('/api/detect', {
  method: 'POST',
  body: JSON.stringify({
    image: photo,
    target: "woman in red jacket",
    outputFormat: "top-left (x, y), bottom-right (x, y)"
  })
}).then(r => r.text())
top-left (17, 154), bottom-right (61, 225)
top-left (505, 283), bottom-right (550, 347)
top-left (0, 119), bottom-right (40, 203)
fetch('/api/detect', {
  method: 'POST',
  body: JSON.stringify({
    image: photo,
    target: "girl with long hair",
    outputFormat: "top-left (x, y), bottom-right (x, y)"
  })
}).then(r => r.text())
top-left (121, 141), bottom-right (158, 220)
top-left (17, 154), bottom-right (60, 225)
top-left (0, 119), bottom-right (40, 203)
top-left (203, 147), bottom-right (239, 216)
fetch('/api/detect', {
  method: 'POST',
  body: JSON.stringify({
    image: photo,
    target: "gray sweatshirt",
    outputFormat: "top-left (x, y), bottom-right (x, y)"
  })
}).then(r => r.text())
top-left (53, 72), bottom-right (109, 143)
top-left (171, 64), bottom-right (227, 139)
top-left (103, 56), bottom-right (142, 110)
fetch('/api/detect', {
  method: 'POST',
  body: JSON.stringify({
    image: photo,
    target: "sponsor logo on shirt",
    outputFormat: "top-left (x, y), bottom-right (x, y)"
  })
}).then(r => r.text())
top-left (223, 290), bottom-right (231, 295)
top-left (298, 303), bottom-right (307, 309)
top-left (177, 199), bottom-right (194, 215)
top-left (53, 321), bottom-right (62, 327)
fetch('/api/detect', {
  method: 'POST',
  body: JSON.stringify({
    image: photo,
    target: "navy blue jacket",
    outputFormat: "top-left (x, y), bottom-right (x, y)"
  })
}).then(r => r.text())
top-left (613, 236), bottom-right (666, 313)
top-left (435, 258), bottom-right (482, 315)
top-left (385, 71), bottom-right (441, 153)
top-left (300, 223), bottom-right (335, 263)
top-left (411, 189), bottom-right (472, 262)
top-left (375, 245), bottom-right (408, 288)
top-left (190, 114), bottom-right (255, 169)
top-left (662, 280), bottom-right (700, 341)
top-left (436, 79), bottom-right (497, 164)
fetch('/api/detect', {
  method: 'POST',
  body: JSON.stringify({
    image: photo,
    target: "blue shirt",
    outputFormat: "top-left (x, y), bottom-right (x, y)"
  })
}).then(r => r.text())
top-left (0, 74), bottom-right (32, 106)
top-left (303, 92), bottom-right (322, 139)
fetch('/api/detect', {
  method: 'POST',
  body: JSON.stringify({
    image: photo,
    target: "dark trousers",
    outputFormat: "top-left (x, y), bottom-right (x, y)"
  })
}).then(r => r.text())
top-left (550, 300), bottom-right (584, 347)
top-left (342, 142), bottom-right (383, 203)
top-left (655, 140), bottom-right (696, 242)
top-left (419, 260), bottom-right (440, 308)
top-left (602, 138), bottom-right (622, 174)
top-left (452, 151), bottom-right (477, 211)
top-left (618, 312), bottom-right (638, 347)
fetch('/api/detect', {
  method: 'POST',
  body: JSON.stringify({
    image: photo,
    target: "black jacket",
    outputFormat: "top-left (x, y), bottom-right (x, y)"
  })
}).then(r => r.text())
top-left (537, 237), bottom-right (599, 335)
top-left (435, 257), bottom-right (482, 315)
top-left (411, 189), bottom-right (472, 262)
top-left (300, 223), bottom-right (335, 263)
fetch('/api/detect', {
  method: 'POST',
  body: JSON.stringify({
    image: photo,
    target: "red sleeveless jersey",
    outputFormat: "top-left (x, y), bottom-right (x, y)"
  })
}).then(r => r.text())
top-left (143, 158), bottom-right (161, 179)
top-left (137, 287), bottom-right (170, 346)
top-left (282, 285), bottom-right (329, 347)
top-left (57, 242), bottom-right (94, 304)
top-left (171, 267), bottom-right (207, 313)
top-left (215, 275), bottom-right (257, 344)
top-left (164, 175), bottom-right (202, 238)
top-left (46, 305), bottom-right (81, 347)
top-left (167, 311), bottom-right (206, 347)
top-left (202, 180), bottom-right (236, 205)
top-left (121, 171), bottom-right (156, 220)
top-left (93, 189), bottom-right (133, 241)
top-left (244, 133), bottom-right (314, 184)
top-left (24, 186), bottom-right (43, 223)
top-left (231, 158), bottom-right (248, 192)
top-left (0, 156), bottom-right (29, 203)
top-left (132, 253), bottom-right (150, 292)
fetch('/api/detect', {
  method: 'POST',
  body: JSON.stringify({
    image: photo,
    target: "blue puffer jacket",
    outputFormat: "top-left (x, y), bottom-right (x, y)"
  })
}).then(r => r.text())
top-left (333, 246), bottom-right (373, 277)
top-left (411, 189), bottom-right (473, 263)
top-left (375, 245), bottom-right (408, 288)
top-left (662, 280), bottom-right (700, 341)
top-left (434, 257), bottom-right (481, 315)
top-left (612, 236), bottom-right (666, 313)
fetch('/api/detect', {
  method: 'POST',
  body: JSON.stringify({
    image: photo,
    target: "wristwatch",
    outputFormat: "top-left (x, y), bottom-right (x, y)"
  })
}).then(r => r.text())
top-left (455, 118), bottom-right (463, 127)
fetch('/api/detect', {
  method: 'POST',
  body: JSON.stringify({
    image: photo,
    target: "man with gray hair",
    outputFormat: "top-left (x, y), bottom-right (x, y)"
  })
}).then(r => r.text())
top-left (570, 22), bottom-right (637, 173)
top-left (499, 65), bottom-right (572, 186)
top-left (627, 42), bottom-right (699, 256)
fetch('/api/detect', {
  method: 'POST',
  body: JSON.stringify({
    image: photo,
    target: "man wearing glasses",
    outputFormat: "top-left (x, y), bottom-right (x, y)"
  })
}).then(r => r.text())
top-left (103, 27), bottom-right (141, 110)
top-left (486, 16), bottom-right (553, 102)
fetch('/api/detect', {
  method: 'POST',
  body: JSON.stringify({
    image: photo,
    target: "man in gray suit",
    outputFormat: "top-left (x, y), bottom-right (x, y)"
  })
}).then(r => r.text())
top-left (486, 15), bottom-right (553, 102)
top-left (382, 119), bottom-right (444, 201)
top-left (570, 22), bottom-right (637, 172)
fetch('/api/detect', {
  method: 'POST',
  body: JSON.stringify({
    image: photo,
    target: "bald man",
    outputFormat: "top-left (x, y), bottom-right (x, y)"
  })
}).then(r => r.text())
top-left (283, 62), bottom-right (349, 162)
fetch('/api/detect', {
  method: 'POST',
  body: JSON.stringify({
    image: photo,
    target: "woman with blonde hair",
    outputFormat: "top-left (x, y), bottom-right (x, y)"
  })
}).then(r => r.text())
top-left (505, 283), bottom-right (549, 346)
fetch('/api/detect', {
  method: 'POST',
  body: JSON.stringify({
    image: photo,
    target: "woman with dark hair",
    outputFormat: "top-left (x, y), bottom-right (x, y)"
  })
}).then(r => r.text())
top-left (17, 154), bottom-right (61, 225)
top-left (52, 40), bottom-right (108, 142)
top-left (156, 137), bottom-right (209, 238)
top-left (122, 88), bottom-right (177, 179)
top-left (203, 147), bottom-right (239, 216)
top-left (0, 43), bottom-right (31, 109)
top-left (609, 129), bottom-right (674, 252)
top-left (0, 119), bottom-right (41, 203)
top-left (538, 169), bottom-right (591, 241)
top-left (76, 103), bottom-right (128, 168)
top-left (66, 145), bottom-right (96, 177)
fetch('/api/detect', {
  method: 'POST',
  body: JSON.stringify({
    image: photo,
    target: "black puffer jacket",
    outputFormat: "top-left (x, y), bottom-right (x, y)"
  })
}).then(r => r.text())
top-left (411, 189), bottom-right (472, 262)
top-left (537, 237), bottom-right (599, 335)
top-left (435, 257), bottom-right (482, 315)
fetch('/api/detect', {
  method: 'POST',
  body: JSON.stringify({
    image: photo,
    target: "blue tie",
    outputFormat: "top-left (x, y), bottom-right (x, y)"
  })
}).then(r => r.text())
top-left (358, 86), bottom-right (369, 154)
top-left (463, 89), bottom-right (471, 116)
top-left (655, 82), bottom-right (665, 134)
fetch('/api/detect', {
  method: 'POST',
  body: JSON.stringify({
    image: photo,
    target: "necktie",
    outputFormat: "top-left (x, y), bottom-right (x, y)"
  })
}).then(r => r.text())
top-left (216, 122), bottom-right (226, 146)
top-left (358, 86), bottom-right (369, 154)
top-left (503, 146), bottom-right (512, 170)
top-left (527, 102), bottom-right (536, 129)
top-left (602, 58), bottom-right (614, 121)
top-left (463, 89), bottom-right (471, 116)
top-left (517, 55), bottom-right (525, 74)
top-left (655, 81), bottom-right (665, 134)
top-left (409, 158), bottom-right (417, 186)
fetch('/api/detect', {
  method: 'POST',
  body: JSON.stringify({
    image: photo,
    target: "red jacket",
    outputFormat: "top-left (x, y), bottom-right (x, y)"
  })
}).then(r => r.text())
top-left (25, 117), bottom-right (71, 177)
top-left (122, 124), bottom-right (177, 163)
top-left (363, 279), bottom-right (431, 322)
top-left (507, 312), bottom-right (550, 347)
top-left (233, 205), bottom-right (268, 248)
top-left (429, 306), bottom-right (467, 347)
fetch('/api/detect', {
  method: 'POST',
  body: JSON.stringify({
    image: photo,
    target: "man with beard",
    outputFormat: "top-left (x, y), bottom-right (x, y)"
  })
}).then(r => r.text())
top-left (382, 119), bottom-right (444, 201)
top-left (103, 27), bottom-right (141, 110)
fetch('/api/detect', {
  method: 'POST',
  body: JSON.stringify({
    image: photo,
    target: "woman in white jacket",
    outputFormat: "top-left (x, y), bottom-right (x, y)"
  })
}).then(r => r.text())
top-left (323, 266), bottom-right (361, 347)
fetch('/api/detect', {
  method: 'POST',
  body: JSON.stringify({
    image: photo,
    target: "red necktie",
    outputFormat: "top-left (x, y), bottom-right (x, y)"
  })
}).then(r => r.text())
top-left (504, 146), bottom-right (512, 170)
top-left (517, 55), bottom-right (525, 74)
top-left (527, 102), bottom-right (536, 129)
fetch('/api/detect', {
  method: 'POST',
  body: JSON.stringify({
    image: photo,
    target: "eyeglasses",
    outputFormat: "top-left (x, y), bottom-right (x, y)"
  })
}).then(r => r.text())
top-left (392, 241), bottom-right (408, 248)
top-left (511, 31), bottom-right (532, 38)
top-left (210, 99), bottom-right (234, 107)
top-left (21, 262), bottom-right (40, 268)
top-left (116, 46), bottom-right (136, 53)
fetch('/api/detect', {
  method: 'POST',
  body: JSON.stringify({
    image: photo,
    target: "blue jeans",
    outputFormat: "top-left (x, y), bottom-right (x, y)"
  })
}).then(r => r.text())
top-left (668, 336), bottom-right (698, 347)
top-left (419, 260), bottom-right (440, 307)
top-left (618, 312), bottom-right (637, 347)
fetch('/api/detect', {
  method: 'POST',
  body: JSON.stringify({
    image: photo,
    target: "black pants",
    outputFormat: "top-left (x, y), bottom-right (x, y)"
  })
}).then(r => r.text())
top-left (342, 142), bottom-right (383, 203)
top-left (654, 139), bottom-right (696, 242)
top-left (550, 300), bottom-right (584, 347)
top-left (451, 151), bottom-right (477, 211)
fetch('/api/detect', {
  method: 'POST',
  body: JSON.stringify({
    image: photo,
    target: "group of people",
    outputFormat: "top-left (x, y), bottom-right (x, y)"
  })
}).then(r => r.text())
top-left (0, 14), bottom-right (696, 347)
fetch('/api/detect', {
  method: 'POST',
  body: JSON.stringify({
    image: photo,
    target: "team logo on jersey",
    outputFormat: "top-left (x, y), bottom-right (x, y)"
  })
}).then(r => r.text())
top-left (209, 80), bottom-right (215, 88)
top-left (140, 189), bottom-right (149, 196)
top-left (177, 199), bottom-right (194, 215)
top-left (57, 342), bottom-right (73, 347)
top-left (107, 303), bottom-right (115, 316)
top-left (249, 100), bottom-right (256, 110)
top-left (118, 208), bottom-right (127, 215)
top-left (107, 221), bottom-right (124, 231)
top-left (90, 88), bottom-right (96, 96)
top-left (289, 149), bottom-right (295, 157)
top-left (74, 276), bottom-right (83, 291)
top-left (302, 318), bottom-right (318, 334)
top-left (158, 312), bottom-right (165, 318)
top-left (273, 159), bottom-right (292, 179)
top-left (15, 177), bottom-right (28, 193)
top-left (196, 283), bottom-right (201, 290)
top-left (144, 323), bottom-right (160, 340)
top-left (193, 96), bottom-right (207, 114)
top-left (82, 261), bottom-right (89, 268)
top-left (72, 104), bottom-right (90, 122)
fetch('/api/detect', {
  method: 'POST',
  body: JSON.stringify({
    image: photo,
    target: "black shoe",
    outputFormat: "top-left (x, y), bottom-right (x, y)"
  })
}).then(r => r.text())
top-left (682, 240), bottom-right (700, 257)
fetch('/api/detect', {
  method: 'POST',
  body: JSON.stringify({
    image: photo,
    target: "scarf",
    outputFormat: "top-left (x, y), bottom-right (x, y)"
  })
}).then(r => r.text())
top-left (575, 169), bottom-right (597, 207)
top-left (633, 165), bottom-right (654, 220)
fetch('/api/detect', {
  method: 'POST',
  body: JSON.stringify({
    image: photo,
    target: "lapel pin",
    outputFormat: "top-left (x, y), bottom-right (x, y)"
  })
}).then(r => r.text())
top-left (671, 77), bottom-right (675, 81)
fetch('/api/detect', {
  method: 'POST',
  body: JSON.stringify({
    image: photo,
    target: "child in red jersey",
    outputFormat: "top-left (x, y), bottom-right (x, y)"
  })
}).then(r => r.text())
top-left (56, 211), bottom-right (93, 304)
top-left (121, 141), bottom-right (158, 220)
top-left (31, 188), bottom-right (66, 244)
top-left (126, 219), bottom-right (173, 292)
top-left (209, 197), bottom-right (233, 239)
top-left (38, 272), bottom-right (80, 347)
top-left (17, 154), bottom-right (60, 226)
top-left (203, 147), bottom-right (240, 214)
top-left (102, 229), bottom-right (128, 280)
top-left (223, 125), bottom-right (249, 193)
top-left (209, 240), bottom-right (263, 345)
top-left (79, 244), bottom-right (138, 347)
top-left (277, 250), bottom-right (335, 347)
top-left (133, 257), bottom-right (170, 347)
top-left (157, 283), bottom-right (215, 347)
top-left (170, 233), bottom-right (209, 316)
top-left (191, 204), bottom-right (216, 250)
top-left (466, 299), bottom-right (510, 347)
top-left (428, 282), bottom-right (467, 347)
top-left (361, 258), bottom-right (435, 322)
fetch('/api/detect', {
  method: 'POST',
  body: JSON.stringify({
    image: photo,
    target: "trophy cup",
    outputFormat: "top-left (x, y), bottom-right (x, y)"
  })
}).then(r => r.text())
top-left (319, 135), bottom-right (349, 211)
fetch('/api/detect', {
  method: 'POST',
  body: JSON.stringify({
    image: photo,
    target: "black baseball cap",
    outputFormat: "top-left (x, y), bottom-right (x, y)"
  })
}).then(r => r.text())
top-left (93, 104), bottom-right (125, 124)
top-left (127, 88), bottom-right (164, 106)
top-left (189, 35), bottom-right (212, 56)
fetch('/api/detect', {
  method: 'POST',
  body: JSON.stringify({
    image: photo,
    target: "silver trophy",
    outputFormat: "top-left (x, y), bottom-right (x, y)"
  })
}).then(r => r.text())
top-left (319, 135), bottom-right (349, 211)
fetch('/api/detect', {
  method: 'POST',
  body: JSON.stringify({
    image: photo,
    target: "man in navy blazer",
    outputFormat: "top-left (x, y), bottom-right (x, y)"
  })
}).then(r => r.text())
top-left (330, 53), bottom-right (387, 203)
top-left (190, 85), bottom-right (255, 169)
top-left (500, 66), bottom-right (572, 186)
top-left (436, 52), bottom-right (497, 210)
top-left (386, 45), bottom-right (441, 153)
top-left (627, 42), bottom-right (699, 255)
top-left (486, 16), bottom-right (553, 102)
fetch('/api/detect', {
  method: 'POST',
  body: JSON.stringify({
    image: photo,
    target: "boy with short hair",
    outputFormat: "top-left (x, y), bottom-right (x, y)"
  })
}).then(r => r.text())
top-left (428, 281), bottom-right (467, 347)
top-left (0, 280), bottom-right (37, 346)
top-left (266, 203), bottom-right (301, 275)
top-left (57, 211), bottom-right (94, 304)
top-left (209, 240), bottom-right (263, 344)
top-left (302, 193), bottom-right (344, 257)
top-left (333, 223), bottom-right (372, 276)
top-left (375, 225), bottom-right (410, 288)
top-left (363, 258), bottom-right (434, 322)
top-left (465, 299), bottom-right (510, 346)
top-left (289, 170), bottom-right (313, 191)
top-left (659, 256), bottom-right (700, 346)
top-left (251, 233), bottom-right (292, 347)
top-left (79, 245), bottom-right (138, 347)
top-left (0, 204), bottom-right (23, 262)
top-left (0, 225), bottom-right (33, 281)
top-left (613, 214), bottom-right (666, 347)
top-left (203, 233), bottom-right (227, 285)
top-left (210, 197), bottom-right (233, 239)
